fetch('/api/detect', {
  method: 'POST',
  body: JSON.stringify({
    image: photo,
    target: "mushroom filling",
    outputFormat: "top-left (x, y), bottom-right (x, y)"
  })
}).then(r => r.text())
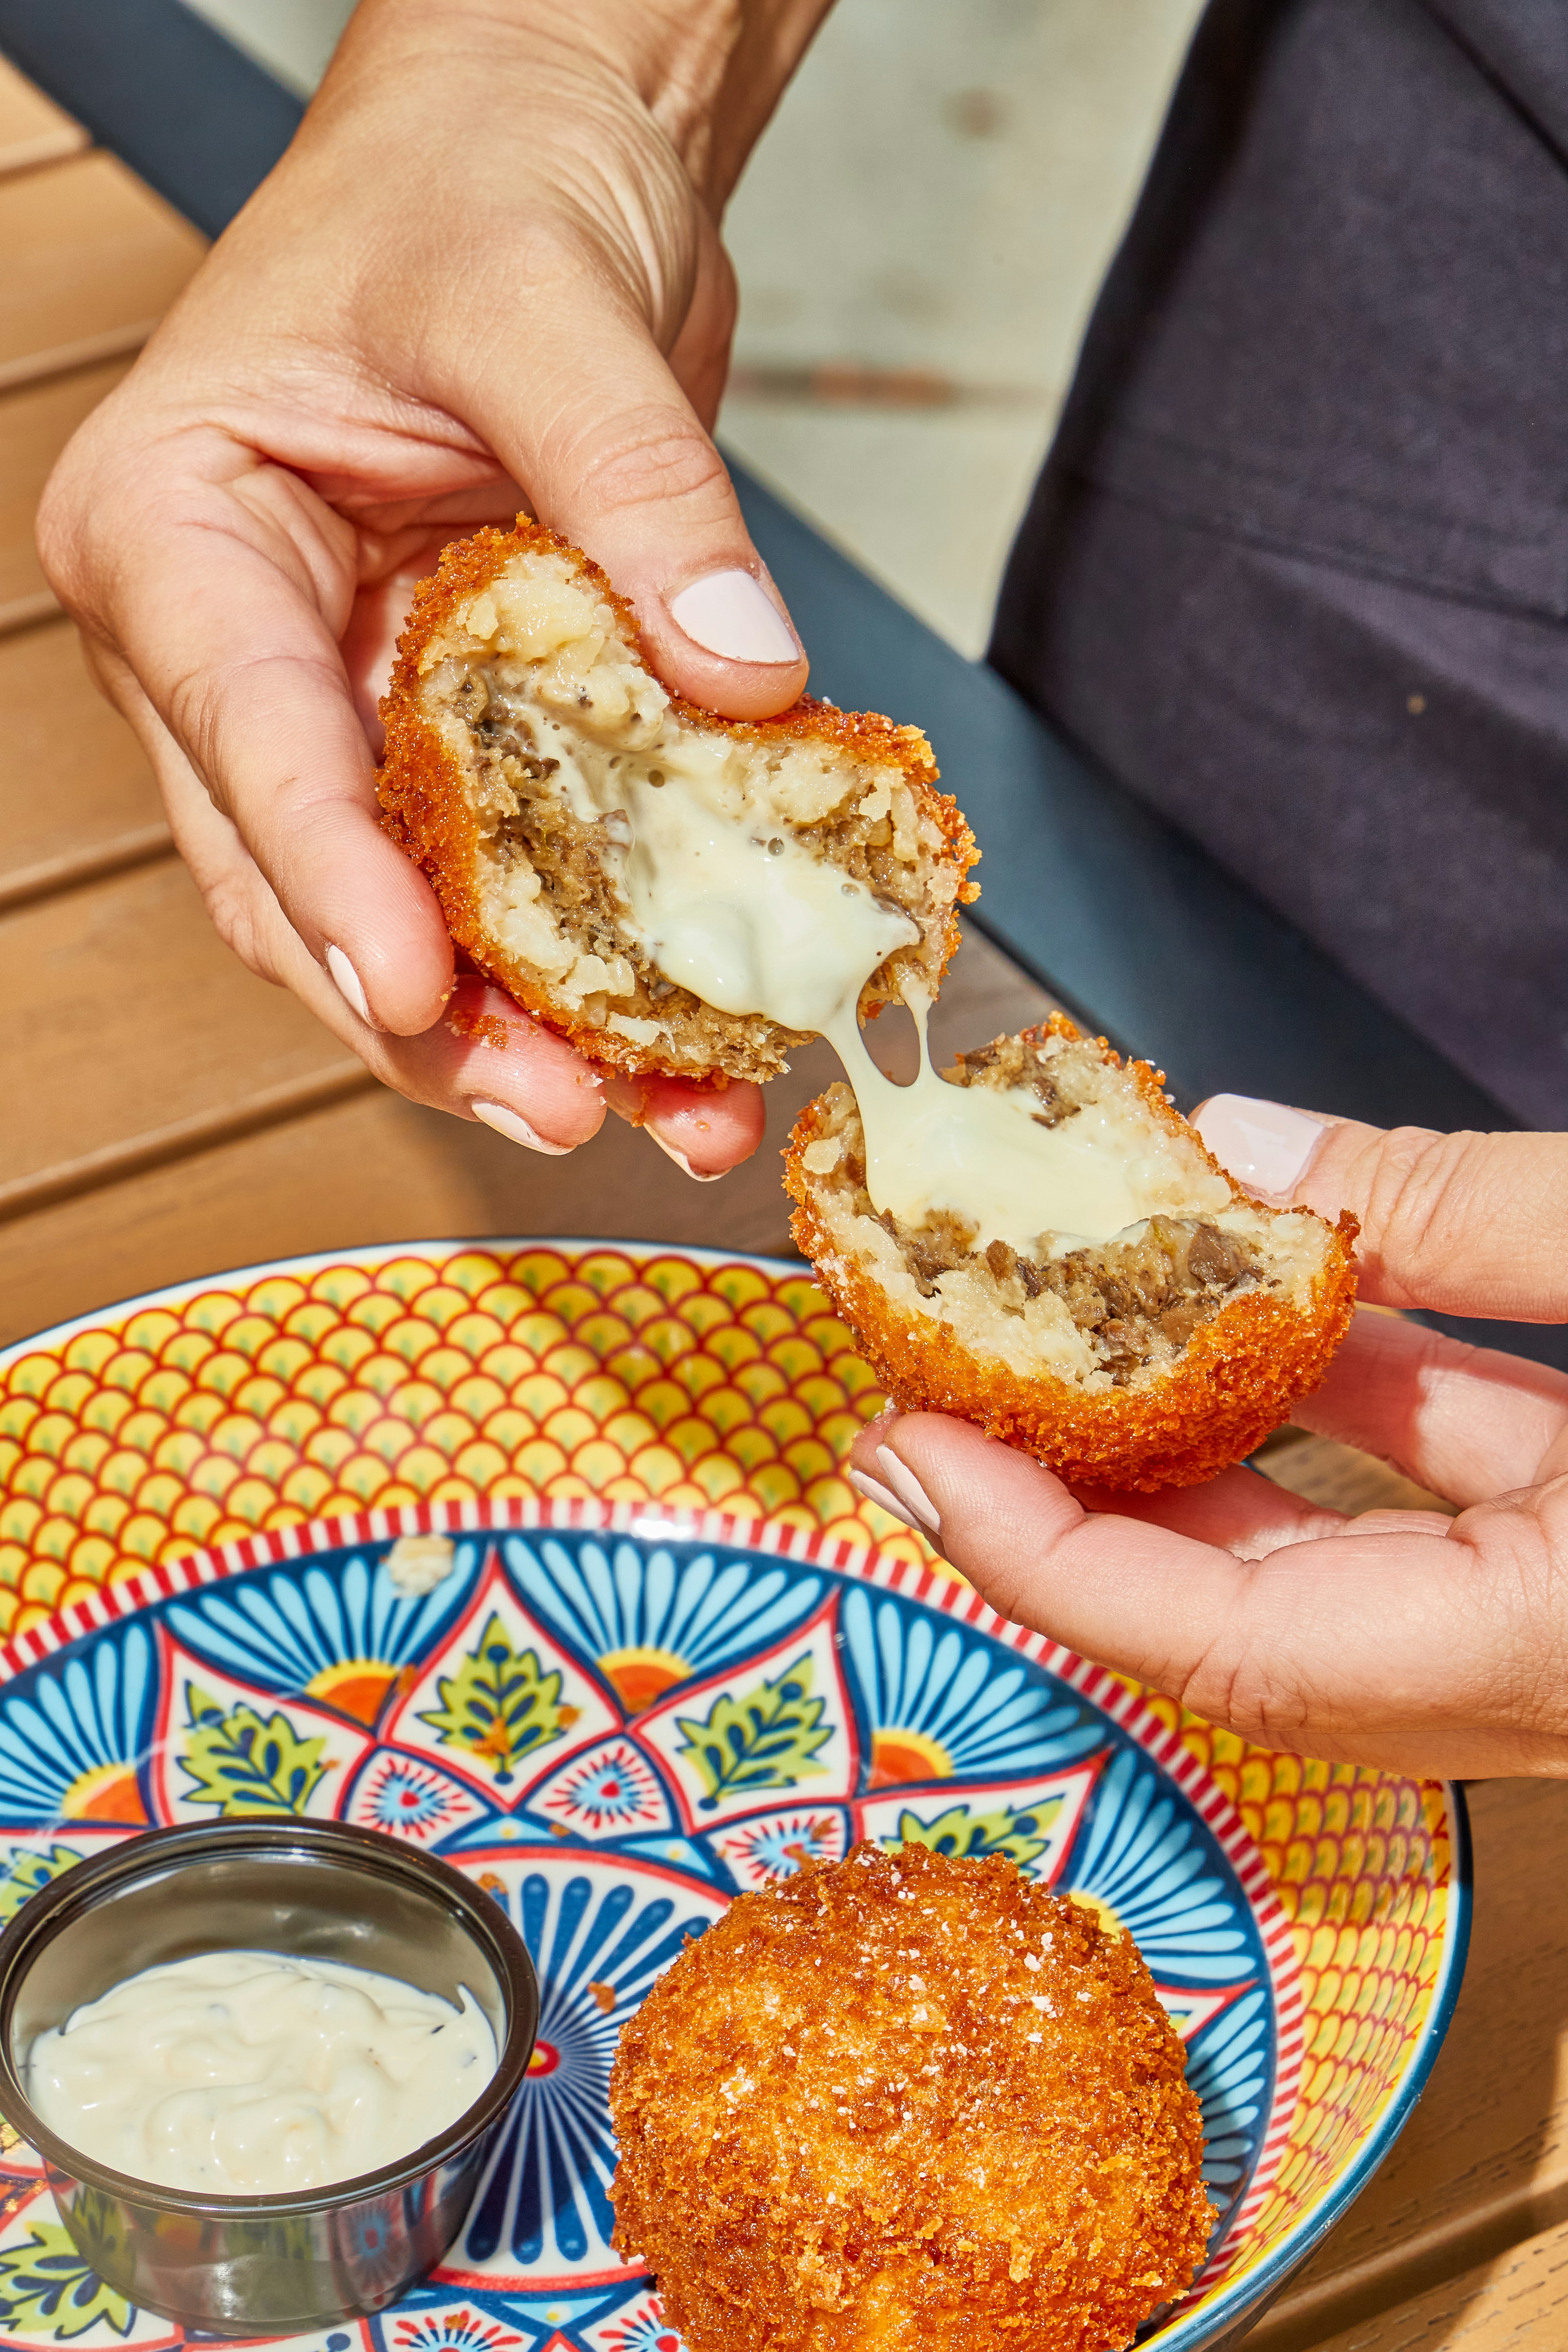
top-left (809, 1031), bottom-right (1272, 1384)
top-left (880, 1207), bottom-right (1261, 1379)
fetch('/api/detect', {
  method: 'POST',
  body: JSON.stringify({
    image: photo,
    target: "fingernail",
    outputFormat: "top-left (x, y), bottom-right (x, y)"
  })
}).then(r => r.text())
top-left (875, 1445), bottom-right (941, 1535)
top-left (848, 1469), bottom-right (926, 1535)
top-left (472, 1100), bottom-right (572, 1156)
top-left (1194, 1095), bottom-right (1327, 1197)
top-left (649, 1130), bottom-right (726, 1182)
top-left (669, 570), bottom-right (801, 664)
top-left (325, 943), bottom-right (371, 1022)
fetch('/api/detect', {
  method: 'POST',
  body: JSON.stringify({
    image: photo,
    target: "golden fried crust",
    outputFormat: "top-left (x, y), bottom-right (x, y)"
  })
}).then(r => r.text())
top-left (377, 520), bottom-right (979, 1081)
top-left (784, 1015), bottom-right (1359, 1492)
top-left (609, 1842), bottom-right (1214, 2352)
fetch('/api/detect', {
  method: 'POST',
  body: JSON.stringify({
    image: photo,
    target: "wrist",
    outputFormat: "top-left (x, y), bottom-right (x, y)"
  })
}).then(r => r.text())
top-left (332, 0), bottom-right (831, 209)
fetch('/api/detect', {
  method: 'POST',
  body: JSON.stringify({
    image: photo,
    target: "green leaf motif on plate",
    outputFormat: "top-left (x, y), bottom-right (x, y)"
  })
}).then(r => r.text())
top-left (0, 1846), bottom-right (85, 1927)
top-left (416, 1614), bottom-right (574, 1784)
top-left (893, 1798), bottom-right (1063, 1870)
top-left (178, 1682), bottom-right (328, 1816)
top-left (676, 1651), bottom-right (831, 1811)
top-left (0, 2223), bottom-right (134, 2341)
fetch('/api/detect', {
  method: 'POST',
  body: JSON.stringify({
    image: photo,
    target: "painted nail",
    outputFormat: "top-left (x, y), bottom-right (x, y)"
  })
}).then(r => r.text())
top-left (1194, 1095), bottom-right (1327, 1197)
top-left (848, 1469), bottom-right (925, 1534)
top-left (669, 570), bottom-right (800, 664)
top-left (649, 1130), bottom-right (726, 1182)
top-left (471, 1100), bottom-right (572, 1156)
top-left (875, 1445), bottom-right (941, 1535)
top-left (325, 943), bottom-right (371, 1022)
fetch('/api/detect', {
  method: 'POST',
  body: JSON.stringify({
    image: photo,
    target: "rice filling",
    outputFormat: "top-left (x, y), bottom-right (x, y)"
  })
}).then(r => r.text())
top-left (797, 1025), bottom-right (1330, 1392)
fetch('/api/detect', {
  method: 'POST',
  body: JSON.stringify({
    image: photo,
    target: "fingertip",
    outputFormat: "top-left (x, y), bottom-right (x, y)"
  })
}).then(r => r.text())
top-left (378, 978), bottom-right (608, 1148)
top-left (641, 601), bottom-right (809, 721)
top-left (877, 1411), bottom-right (1080, 1539)
top-left (318, 838), bottom-right (455, 1036)
top-left (1193, 1094), bottom-right (1333, 1200)
top-left (606, 1072), bottom-right (766, 1176)
top-left (670, 569), bottom-right (800, 664)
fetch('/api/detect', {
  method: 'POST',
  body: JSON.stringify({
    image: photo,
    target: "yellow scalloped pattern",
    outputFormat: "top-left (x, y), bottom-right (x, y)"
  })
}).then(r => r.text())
top-left (0, 1247), bottom-right (937, 1636)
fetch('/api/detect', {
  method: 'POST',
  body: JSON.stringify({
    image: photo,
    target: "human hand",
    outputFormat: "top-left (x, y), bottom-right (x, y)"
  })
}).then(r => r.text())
top-left (849, 1104), bottom-right (1568, 1775)
top-left (36, 0), bottom-right (830, 1170)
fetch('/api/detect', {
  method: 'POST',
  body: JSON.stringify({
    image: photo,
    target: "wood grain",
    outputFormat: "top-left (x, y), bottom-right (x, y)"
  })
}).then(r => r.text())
top-left (0, 927), bottom-right (1053, 1345)
top-left (0, 1084), bottom-right (791, 1351)
top-left (0, 858), bottom-right (352, 1202)
top-left (0, 151), bottom-right (203, 390)
top-left (1295, 2210), bottom-right (1568, 2349)
top-left (0, 619), bottom-right (169, 907)
top-left (0, 357), bottom-right (134, 625)
top-left (0, 59), bottom-right (86, 181)
top-left (1254, 1423), bottom-right (1459, 1519)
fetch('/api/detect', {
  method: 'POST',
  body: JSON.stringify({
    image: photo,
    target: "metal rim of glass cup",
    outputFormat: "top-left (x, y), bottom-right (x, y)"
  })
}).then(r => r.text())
top-left (0, 1817), bottom-right (539, 2217)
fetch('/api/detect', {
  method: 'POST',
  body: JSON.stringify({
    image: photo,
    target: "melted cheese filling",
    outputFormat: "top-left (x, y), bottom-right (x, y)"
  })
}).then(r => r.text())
top-left (539, 719), bottom-right (919, 1034)
top-left (826, 1002), bottom-right (1229, 1254)
top-left (824, 1002), bottom-right (1229, 1256)
top-left (440, 557), bottom-right (1223, 1252)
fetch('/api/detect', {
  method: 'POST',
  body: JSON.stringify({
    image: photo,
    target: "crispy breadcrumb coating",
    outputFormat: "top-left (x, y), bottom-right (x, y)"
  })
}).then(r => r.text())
top-left (378, 521), bottom-right (978, 1084)
top-left (784, 1016), bottom-right (1357, 1490)
top-left (610, 1842), bottom-right (1214, 2352)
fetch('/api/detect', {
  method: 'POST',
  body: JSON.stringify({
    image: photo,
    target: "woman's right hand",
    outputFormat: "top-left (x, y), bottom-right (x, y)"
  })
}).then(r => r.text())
top-left (36, 0), bottom-right (831, 1170)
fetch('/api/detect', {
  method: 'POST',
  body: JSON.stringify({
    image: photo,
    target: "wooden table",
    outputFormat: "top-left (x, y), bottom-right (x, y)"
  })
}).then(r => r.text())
top-left (1, 60), bottom-right (1564, 2348)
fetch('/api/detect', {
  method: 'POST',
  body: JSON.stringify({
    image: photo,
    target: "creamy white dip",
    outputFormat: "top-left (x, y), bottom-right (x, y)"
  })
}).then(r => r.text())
top-left (26, 1950), bottom-right (498, 2196)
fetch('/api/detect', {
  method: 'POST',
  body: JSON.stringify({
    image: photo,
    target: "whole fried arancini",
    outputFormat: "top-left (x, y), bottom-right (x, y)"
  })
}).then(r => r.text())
top-left (609, 1842), bottom-right (1215, 2352)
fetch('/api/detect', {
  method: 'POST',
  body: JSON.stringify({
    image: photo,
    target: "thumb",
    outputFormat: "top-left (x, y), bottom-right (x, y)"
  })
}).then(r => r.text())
top-left (849, 1412), bottom-right (1540, 1775)
top-left (457, 268), bottom-right (807, 722)
top-left (1194, 1096), bottom-right (1568, 1321)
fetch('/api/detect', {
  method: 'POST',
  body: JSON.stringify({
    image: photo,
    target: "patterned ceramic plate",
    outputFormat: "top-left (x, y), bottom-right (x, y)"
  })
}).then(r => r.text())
top-left (0, 1241), bottom-right (1470, 2352)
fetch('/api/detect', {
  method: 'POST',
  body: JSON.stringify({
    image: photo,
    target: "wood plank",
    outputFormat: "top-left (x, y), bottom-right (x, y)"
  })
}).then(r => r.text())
top-left (0, 356), bottom-right (135, 626)
top-left (0, 619), bottom-right (170, 908)
top-left (0, 59), bottom-right (86, 180)
top-left (1295, 2211), bottom-right (1568, 2350)
top-left (0, 919), bottom-right (1054, 1343)
top-left (0, 150), bottom-right (204, 390)
top-left (0, 858), bottom-right (353, 1210)
top-left (1250, 1778), bottom-right (1568, 2350)
top-left (0, 1085), bottom-right (791, 1351)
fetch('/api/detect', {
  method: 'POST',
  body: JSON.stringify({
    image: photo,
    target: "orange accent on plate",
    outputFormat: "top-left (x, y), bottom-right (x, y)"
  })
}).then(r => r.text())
top-left (306, 1659), bottom-right (401, 1726)
top-left (868, 1731), bottom-right (953, 1788)
top-left (598, 1651), bottom-right (688, 1713)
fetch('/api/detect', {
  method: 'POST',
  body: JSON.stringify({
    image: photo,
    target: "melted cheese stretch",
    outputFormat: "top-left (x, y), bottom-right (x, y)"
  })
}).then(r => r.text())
top-left (456, 558), bottom-right (1209, 1247)
top-left (26, 1951), bottom-right (497, 2196)
top-left (824, 1004), bottom-right (1228, 1254)
top-left (582, 745), bottom-right (1214, 1249)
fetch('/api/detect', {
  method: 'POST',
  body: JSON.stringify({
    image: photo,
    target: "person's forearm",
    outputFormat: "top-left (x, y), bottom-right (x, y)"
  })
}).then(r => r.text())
top-left (325, 0), bottom-right (835, 212)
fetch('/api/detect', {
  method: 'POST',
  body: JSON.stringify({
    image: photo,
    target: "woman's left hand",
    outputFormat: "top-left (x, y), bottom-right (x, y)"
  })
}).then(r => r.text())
top-left (849, 1107), bottom-right (1568, 1777)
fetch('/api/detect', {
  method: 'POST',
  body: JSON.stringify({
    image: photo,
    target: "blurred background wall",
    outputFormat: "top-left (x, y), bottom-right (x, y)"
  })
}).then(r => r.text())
top-left (184, 0), bottom-right (1204, 654)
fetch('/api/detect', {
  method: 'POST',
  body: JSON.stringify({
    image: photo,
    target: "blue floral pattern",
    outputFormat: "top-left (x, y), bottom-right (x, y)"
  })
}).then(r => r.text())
top-left (0, 1624), bottom-right (154, 1823)
top-left (165, 1552), bottom-right (477, 1716)
top-left (0, 1521), bottom-right (1291, 2352)
top-left (840, 1588), bottom-right (1102, 1782)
